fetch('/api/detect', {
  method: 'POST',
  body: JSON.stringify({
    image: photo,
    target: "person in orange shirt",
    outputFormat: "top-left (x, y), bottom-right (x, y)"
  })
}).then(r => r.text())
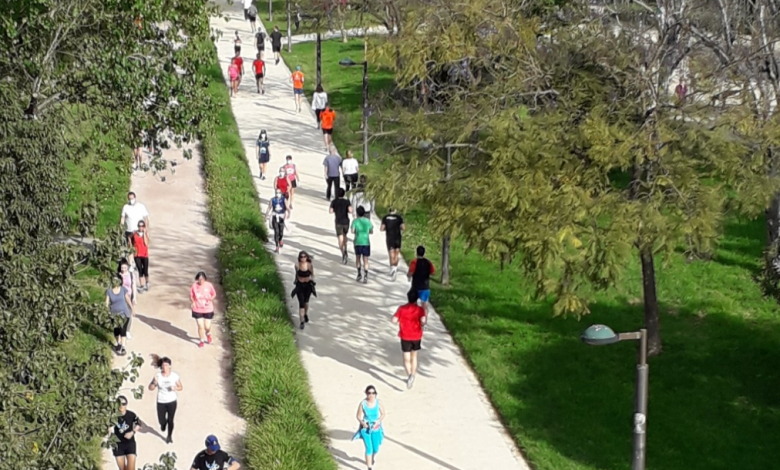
top-left (320, 104), bottom-right (336, 150)
top-left (291, 65), bottom-right (305, 113)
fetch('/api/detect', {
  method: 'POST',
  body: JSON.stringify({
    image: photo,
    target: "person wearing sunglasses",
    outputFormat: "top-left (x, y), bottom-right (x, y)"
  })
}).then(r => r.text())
top-left (291, 251), bottom-right (316, 330)
top-left (355, 385), bottom-right (385, 470)
top-left (132, 220), bottom-right (150, 291)
top-left (109, 396), bottom-right (141, 470)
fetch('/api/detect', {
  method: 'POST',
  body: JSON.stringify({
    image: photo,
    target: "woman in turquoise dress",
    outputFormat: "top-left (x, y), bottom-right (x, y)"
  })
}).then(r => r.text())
top-left (355, 385), bottom-right (386, 470)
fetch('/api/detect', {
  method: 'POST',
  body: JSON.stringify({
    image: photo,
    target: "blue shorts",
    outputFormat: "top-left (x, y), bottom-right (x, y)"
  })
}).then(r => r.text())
top-left (418, 289), bottom-right (430, 302)
top-left (355, 245), bottom-right (371, 257)
top-left (294, 88), bottom-right (304, 95)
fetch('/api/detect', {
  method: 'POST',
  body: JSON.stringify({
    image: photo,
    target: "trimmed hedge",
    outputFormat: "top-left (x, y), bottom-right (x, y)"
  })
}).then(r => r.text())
top-left (199, 46), bottom-right (337, 470)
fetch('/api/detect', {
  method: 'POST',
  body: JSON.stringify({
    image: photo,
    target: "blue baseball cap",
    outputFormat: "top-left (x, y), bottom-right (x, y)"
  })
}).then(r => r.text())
top-left (205, 435), bottom-right (220, 452)
top-left (296, 65), bottom-right (301, 70)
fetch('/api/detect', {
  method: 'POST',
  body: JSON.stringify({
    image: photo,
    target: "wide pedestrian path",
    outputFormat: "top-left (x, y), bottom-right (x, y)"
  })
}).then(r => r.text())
top-left (102, 145), bottom-right (245, 468)
top-left (212, 4), bottom-right (529, 470)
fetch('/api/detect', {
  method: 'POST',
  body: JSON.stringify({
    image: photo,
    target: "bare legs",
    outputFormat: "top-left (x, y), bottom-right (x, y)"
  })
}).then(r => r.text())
top-left (114, 454), bottom-right (136, 470)
top-left (403, 351), bottom-right (418, 377)
top-left (195, 317), bottom-right (211, 343)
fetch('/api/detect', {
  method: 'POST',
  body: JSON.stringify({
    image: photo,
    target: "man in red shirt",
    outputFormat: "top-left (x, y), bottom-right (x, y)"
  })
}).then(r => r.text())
top-left (252, 53), bottom-right (265, 94)
top-left (392, 290), bottom-right (427, 389)
top-left (231, 53), bottom-right (244, 87)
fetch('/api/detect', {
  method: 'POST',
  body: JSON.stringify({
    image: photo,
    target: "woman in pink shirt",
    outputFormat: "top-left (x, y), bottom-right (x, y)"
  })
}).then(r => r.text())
top-left (190, 271), bottom-right (217, 348)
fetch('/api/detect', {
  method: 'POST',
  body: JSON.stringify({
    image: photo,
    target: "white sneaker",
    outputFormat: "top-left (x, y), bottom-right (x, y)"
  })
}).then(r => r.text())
top-left (126, 332), bottom-right (132, 340)
top-left (406, 374), bottom-right (415, 389)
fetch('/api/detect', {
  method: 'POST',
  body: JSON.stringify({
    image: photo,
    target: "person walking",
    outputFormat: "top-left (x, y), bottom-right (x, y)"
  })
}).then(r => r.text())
top-left (265, 188), bottom-right (290, 253)
top-left (120, 191), bottom-right (149, 245)
top-left (132, 220), bottom-right (150, 291)
top-left (255, 30), bottom-right (266, 58)
top-left (106, 274), bottom-right (134, 356)
top-left (408, 245), bottom-right (435, 312)
top-left (246, 2), bottom-right (258, 32)
top-left (270, 26), bottom-right (283, 65)
top-left (233, 30), bottom-right (242, 55)
top-left (392, 290), bottom-right (427, 389)
top-left (190, 271), bottom-right (217, 348)
top-left (273, 167), bottom-right (292, 201)
top-left (228, 60), bottom-right (239, 98)
top-left (282, 155), bottom-right (300, 209)
top-left (256, 129), bottom-right (270, 179)
top-left (148, 354), bottom-right (182, 444)
top-left (320, 104), bottom-right (336, 151)
top-left (252, 52), bottom-right (265, 94)
top-left (329, 188), bottom-right (352, 264)
top-left (323, 146), bottom-right (342, 201)
top-left (292, 251), bottom-right (316, 330)
top-left (109, 396), bottom-right (141, 470)
top-left (190, 435), bottom-right (241, 470)
top-left (118, 258), bottom-right (139, 340)
top-left (350, 174), bottom-right (373, 214)
top-left (380, 208), bottom-right (405, 279)
top-left (341, 150), bottom-right (359, 192)
top-left (291, 65), bottom-right (305, 113)
top-left (351, 206), bottom-right (373, 283)
top-left (312, 85), bottom-right (328, 129)
top-left (231, 52), bottom-right (244, 88)
top-left (242, 0), bottom-right (253, 21)
top-left (354, 385), bottom-right (385, 470)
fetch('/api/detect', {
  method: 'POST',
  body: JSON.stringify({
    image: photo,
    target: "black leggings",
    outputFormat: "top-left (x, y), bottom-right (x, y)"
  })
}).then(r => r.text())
top-left (272, 216), bottom-right (285, 246)
top-left (156, 401), bottom-right (177, 438)
top-left (113, 316), bottom-right (130, 339)
top-left (134, 256), bottom-right (149, 278)
top-left (295, 281), bottom-right (313, 308)
top-left (326, 176), bottom-right (340, 200)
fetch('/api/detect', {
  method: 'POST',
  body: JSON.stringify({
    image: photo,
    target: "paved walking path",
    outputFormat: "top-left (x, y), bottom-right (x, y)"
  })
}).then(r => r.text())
top-left (102, 146), bottom-right (245, 468)
top-left (213, 4), bottom-right (529, 470)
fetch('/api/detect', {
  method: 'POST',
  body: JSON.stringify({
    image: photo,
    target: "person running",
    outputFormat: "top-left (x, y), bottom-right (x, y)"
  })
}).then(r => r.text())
top-left (292, 251), bottom-right (315, 330)
top-left (270, 26), bottom-right (283, 65)
top-left (329, 188), bottom-right (352, 264)
top-left (228, 61), bottom-right (239, 98)
top-left (120, 191), bottom-right (149, 245)
top-left (110, 396), bottom-right (141, 470)
top-left (190, 435), bottom-right (241, 470)
top-left (352, 206), bottom-right (373, 283)
top-left (380, 208), bottom-right (405, 279)
top-left (233, 30), bottom-right (242, 55)
top-left (106, 274), bottom-right (134, 356)
top-left (265, 189), bottom-right (290, 253)
top-left (242, 0), bottom-right (252, 20)
top-left (255, 30), bottom-right (266, 58)
top-left (132, 220), bottom-right (150, 291)
top-left (392, 290), bottom-right (427, 389)
top-left (148, 354), bottom-right (182, 444)
top-left (190, 271), bottom-right (217, 348)
top-left (282, 155), bottom-right (299, 208)
top-left (232, 52), bottom-right (244, 88)
top-left (273, 167), bottom-right (292, 201)
top-left (408, 245), bottom-right (436, 312)
top-left (320, 104), bottom-right (336, 151)
top-left (291, 65), bottom-right (305, 112)
top-left (246, 2), bottom-right (258, 32)
top-left (118, 258), bottom-right (139, 339)
top-left (354, 385), bottom-right (385, 470)
top-left (252, 52), bottom-right (266, 94)
top-left (323, 146), bottom-right (342, 201)
top-left (341, 150), bottom-right (359, 192)
top-left (312, 85), bottom-right (328, 128)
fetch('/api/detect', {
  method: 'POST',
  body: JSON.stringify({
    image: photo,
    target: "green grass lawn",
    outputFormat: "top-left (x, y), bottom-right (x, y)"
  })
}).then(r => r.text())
top-left (259, 1), bottom-right (374, 36)
top-left (283, 39), bottom-right (780, 470)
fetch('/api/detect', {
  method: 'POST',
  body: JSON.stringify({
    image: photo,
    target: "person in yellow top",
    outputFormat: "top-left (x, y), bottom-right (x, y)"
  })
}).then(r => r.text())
top-left (291, 65), bottom-right (305, 113)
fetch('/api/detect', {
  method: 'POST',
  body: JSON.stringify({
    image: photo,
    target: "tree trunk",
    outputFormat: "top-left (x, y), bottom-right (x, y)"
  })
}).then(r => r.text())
top-left (640, 248), bottom-right (662, 356)
top-left (338, 4), bottom-right (347, 43)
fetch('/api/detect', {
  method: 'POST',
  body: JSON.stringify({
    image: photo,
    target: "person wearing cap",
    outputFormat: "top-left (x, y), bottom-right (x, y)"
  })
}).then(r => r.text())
top-left (291, 65), bottom-right (305, 113)
top-left (108, 396), bottom-right (141, 470)
top-left (191, 435), bottom-right (241, 470)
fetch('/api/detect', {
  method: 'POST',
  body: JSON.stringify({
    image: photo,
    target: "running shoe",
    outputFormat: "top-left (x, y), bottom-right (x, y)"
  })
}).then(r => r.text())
top-left (299, 321), bottom-right (304, 330)
top-left (342, 251), bottom-right (348, 264)
top-left (304, 314), bottom-right (309, 323)
top-left (198, 341), bottom-right (205, 348)
top-left (362, 273), bottom-right (368, 284)
top-left (127, 332), bottom-right (132, 340)
top-left (280, 239), bottom-right (284, 247)
top-left (356, 271), bottom-right (362, 282)
top-left (166, 436), bottom-right (173, 444)
top-left (407, 374), bottom-right (415, 389)
top-left (119, 346), bottom-right (127, 356)
top-left (391, 268), bottom-right (397, 281)
top-left (206, 334), bottom-right (213, 344)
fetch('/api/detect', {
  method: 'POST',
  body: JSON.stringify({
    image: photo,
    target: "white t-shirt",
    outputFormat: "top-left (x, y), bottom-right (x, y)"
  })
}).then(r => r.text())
top-left (243, 0), bottom-right (253, 9)
top-left (312, 92), bottom-right (328, 110)
top-left (121, 203), bottom-right (149, 232)
top-left (155, 371), bottom-right (180, 404)
top-left (342, 158), bottom-right (359, 175)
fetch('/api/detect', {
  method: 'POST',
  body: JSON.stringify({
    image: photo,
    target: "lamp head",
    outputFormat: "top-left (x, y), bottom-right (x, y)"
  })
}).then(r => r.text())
top-left (339, 58), bottom-right (357, 67)
top-left (581, 324), bottom-right (619, 346)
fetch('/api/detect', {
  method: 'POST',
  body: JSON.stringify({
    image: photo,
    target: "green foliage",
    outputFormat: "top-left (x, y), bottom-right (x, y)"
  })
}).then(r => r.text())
top-left (199, 45), bottom-right (336, 470)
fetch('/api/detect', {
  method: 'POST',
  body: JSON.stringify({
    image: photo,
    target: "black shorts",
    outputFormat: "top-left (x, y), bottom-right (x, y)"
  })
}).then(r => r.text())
top-left (386, 238), bottom-right (402, 250)
top-left (354, 245), bottom-right (371, 257)
top-left (291, 179), bottom-right (298, 188)
top-left (192, 311), bottom-right (214, 320)
top-left (322, 128), bottom-right (333, 135)
top-left (113, 316), bottom-right (130, 338)
top-left (234, 45), bottom-right (241, 54)
top-left (255, 73), bottom-right (264, 80)
top-left (248, 14), bottom-right (257, 22)
top-left (401, 339), bottom-right (422, 352)
top-left (344, 173), bottom-right (358, 184)
top-left (113, 440), bottom-right (137, 457)
top-left (134, 256), bottom-right (149, 278)
top-left (335, 223), bottom-right (349, 236)
top-left (272, 44), bottom-right (281, 52)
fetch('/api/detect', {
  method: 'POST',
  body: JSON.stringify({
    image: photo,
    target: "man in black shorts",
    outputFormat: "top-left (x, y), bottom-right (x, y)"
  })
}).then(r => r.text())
top-left (270, 25), bottom-right (283, 65)
top-left (255, 30), bottom-right (265, 59)
top-left (391, 290), bottom-right (427, 389)
top-left (112, 396), bottom-right (141, 470)
top-left (190, 435), bottom-right (241, 470)
top-left (381, 208), bottom-right (405, 280)
top-left (329, 187), bottom-right (352, 264)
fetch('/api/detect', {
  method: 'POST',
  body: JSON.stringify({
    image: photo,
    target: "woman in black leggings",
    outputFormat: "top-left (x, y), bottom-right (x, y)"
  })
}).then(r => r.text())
top-left (291, 251), bottom-right (316, 330)
top-left (148, 354), bottom-right (182, 444)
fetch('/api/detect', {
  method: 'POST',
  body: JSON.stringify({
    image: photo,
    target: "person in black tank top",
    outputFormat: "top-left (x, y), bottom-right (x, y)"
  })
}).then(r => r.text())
top-left (292, 251), bottom-right (316, 330)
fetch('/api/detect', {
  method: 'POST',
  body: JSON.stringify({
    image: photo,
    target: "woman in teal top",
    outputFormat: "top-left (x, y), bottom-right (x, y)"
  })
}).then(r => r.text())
top-left (355, 385), bottom-right (386, 470)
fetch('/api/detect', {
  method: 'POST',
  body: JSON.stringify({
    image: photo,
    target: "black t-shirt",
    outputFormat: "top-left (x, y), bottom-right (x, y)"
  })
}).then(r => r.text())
top-left (256, 32), bottom-right (265, 45)
top-left (330, 198), bottom-right (351, 225)
top-left (270, 31), bottom-right (282, 47)
top-left (114, 410), bottom-right (140, 443)
top-left (382, 213), bottom-right (404, 240)
top-left (192, 449), bottom-right (236, 470)
top-left (412, 257), bottom-right (433, 290)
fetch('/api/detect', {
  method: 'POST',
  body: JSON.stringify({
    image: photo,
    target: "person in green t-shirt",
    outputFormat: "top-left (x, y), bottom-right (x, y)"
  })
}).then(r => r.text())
top-left (351, 206), bottom-right (374, 284)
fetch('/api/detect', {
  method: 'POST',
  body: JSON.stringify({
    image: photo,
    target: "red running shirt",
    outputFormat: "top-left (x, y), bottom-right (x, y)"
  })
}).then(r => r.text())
top-left (275, 176), bottom-right (289, 194)
top-left (132, 232), bottom-right (148, 257)
top-left (394, 303), bottom-right (426, 341)
top-left (232, 56), bottom-right (244, 70)
top-left (253, 59), bottom-right (265, 75)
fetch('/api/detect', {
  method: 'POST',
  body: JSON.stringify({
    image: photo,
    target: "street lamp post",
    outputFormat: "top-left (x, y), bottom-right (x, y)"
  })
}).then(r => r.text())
top-left (339, 58), bottom-right (369, 164)
top-left (286, 0), bottom-right (292, 52)
top-left (268, 0), bottom-right (272, 21)
top-left (581, 325), bottom-right (649, 470)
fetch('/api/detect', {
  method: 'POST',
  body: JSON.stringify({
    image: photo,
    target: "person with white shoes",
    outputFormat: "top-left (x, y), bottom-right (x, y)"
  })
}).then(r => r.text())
top-left (391, 290), bottom-right (427, 389)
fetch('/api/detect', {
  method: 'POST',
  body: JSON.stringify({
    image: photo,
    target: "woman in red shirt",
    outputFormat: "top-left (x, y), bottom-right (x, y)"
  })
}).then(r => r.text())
top-left (132, 221), bottom-right (150, 291)
top-left (190, 271), bottom-right (217, 348)
top-left (391, 290), bottom-right (427, 389)
top-left (274, 168), bottom-right (291, 201)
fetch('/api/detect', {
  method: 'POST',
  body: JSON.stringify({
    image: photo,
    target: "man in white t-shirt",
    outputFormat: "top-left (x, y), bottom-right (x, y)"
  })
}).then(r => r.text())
top-left (120, 192), bottom-right (149, 245)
